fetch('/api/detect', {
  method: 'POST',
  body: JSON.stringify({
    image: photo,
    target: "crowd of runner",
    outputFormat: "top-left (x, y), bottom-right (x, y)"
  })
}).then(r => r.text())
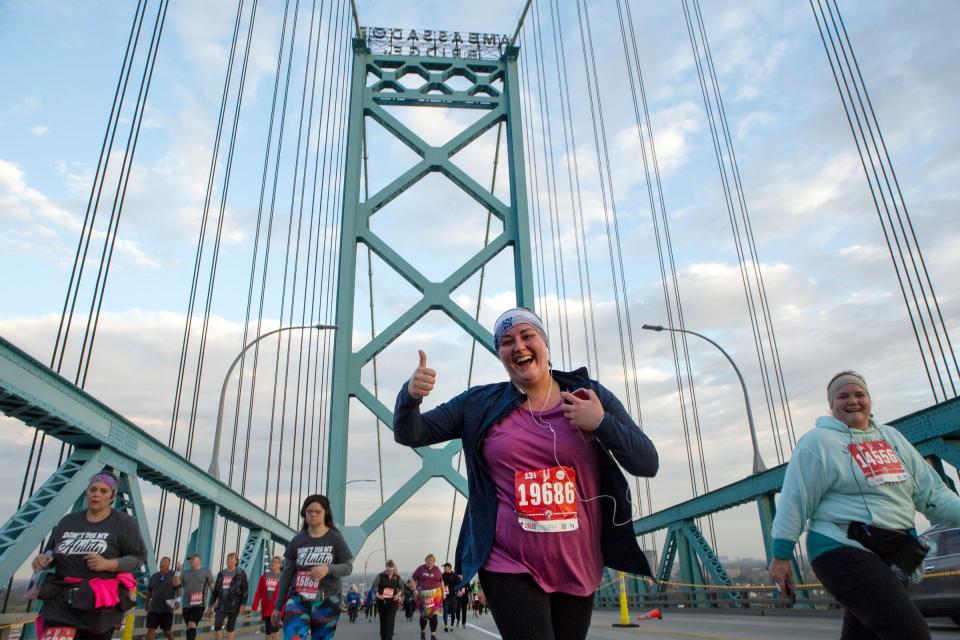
top-left (28, 306), bottom-right (959, 640)
top-left (28, 476), bottom-right (484, 640)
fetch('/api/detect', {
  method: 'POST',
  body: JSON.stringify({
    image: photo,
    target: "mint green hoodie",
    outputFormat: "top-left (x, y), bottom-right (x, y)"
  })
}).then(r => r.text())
top-left (771, 415), bottom-right (960, 564)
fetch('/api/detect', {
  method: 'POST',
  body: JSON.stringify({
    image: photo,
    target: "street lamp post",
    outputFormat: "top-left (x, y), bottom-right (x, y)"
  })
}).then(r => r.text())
top-left (328, 479), bottom-right (377, 500)
top-left (327, 479), bottom-right (377, 529)
top-left (363, 547), bottom-right (385, 587)
top-left (209, 323), bottom-right (336, 479)
top-left (642, 324), bottom-right (767, 474)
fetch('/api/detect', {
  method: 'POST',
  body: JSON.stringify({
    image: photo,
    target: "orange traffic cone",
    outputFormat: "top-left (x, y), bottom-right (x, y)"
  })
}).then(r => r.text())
top-left (636, 608), bottom-right (662, 621)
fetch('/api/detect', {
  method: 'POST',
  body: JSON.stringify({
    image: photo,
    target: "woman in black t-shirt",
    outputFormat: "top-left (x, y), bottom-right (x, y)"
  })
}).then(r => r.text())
top-left (31, 472), bottom-right (147, 640)
top-left (271, 495), bottom-right (353, 640)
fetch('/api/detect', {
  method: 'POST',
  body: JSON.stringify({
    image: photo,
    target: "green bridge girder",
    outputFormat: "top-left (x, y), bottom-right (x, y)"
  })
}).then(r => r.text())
top-left (0, 335), bottom-right (296, 589)
top-left (326, 40), bottom-right (535, 553)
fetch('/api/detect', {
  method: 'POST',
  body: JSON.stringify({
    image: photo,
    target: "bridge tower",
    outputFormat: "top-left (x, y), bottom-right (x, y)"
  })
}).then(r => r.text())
top-left (326, 33), bottom-right (534, 552)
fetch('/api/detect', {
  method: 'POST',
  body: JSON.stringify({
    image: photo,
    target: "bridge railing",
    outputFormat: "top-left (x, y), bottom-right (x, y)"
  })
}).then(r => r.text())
top-left (594, 587), bottom-right (839, 611)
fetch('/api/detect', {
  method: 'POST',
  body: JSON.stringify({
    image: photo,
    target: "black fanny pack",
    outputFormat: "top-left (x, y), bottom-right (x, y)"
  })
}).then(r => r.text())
top-left (38, 576), bottom-right (136, 612)
top-left (847, 522), bottom-right (929, 581)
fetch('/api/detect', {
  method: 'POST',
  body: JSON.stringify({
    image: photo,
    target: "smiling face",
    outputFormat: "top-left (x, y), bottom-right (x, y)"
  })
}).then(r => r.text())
top-left (85, 482), bottom-right (115, 513)
top-left (425, 556), bottom-right (435, 569)
top-left (830, 383), bottom-right (872, 430)
top-left (271, 557), bottom-right (282, 573)
top-left (497, 323), bottom-right (550, 391)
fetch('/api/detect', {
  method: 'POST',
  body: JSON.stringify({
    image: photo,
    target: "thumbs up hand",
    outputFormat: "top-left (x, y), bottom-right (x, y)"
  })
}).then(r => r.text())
top-left (407, 350), bottom-right (436, 400)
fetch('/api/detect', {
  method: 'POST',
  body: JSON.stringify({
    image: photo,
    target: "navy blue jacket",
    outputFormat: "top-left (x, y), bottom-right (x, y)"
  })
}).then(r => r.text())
top-left (394, 367), bottom-right (658, 586)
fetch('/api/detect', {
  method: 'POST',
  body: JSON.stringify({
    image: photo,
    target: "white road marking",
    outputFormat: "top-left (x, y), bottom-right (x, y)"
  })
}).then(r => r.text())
top-left (465, 622), bottom-right (502, 638)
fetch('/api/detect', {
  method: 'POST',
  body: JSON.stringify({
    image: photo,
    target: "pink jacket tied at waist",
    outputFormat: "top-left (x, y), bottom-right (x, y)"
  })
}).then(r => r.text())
top-left (63, 572), bottom-right (138, 609)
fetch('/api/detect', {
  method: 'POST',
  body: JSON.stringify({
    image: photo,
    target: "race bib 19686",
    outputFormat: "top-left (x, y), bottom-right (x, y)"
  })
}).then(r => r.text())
top-left (514, 466), bottom-right (578, 532)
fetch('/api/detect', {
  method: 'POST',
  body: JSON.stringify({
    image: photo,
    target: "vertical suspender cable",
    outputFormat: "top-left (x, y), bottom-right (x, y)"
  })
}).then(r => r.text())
top-left (236, 0), bottom-right (296, 536)
top-left (830, 2), bottom-right (958, 392)
top-left (318, 0), bottom-right (351, 492)
top-left (262, 0), bottom-right (304, 516)
top-left (811, 0), bottom-right (956, 400)
top-left (311, 0), bottom-right (350, 494)
top-left (530, 0), bottom-right (573, 368)
top-left (691, 0), bottom-right (797, 447)
top-left (446, 122), bottom-right (505, 562)
top-left (205, 0), bottom-right (264, 558)
top-left (518, 37), bottom-right (550, 326)
top-left (547, 0), bottom-right (600, 374)
top-left (361, 117), bottom-right (389, 558)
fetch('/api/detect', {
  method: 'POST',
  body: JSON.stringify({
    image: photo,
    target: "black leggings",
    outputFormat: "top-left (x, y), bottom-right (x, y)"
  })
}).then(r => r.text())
top-left (812, 546), bottom-right (929, 640)
top-left (418, 613), bottom-right (437, 633)
top-left (478, 570), bottom-right (594, 640)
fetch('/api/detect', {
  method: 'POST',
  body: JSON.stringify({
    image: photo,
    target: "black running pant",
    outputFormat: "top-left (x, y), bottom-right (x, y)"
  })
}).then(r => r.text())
top-left (377, 602), bottom-right (397, 639)
top-left (812, 546), bottom-right (929, 640)
top-left (418, 614), bottom-right (437, 633)
top-left (442, 597), bottom-right (456, 626)
top-left (478, 569), bottom-right (594, 640)
top-left (456, 598), bottom-right (468, 625)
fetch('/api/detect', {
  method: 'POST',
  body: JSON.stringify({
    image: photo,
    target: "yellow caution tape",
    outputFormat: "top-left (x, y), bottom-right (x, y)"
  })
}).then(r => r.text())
top-left (595, 567), bottom-right (960, 593)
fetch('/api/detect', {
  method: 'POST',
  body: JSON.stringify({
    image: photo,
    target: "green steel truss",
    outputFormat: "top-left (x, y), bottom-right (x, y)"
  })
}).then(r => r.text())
top-left (0, 335), bottom-right (296, 588)
top-left (328, 39), bottom-right (534, 552)
top-left (656, 520), bottom-right (740, 606)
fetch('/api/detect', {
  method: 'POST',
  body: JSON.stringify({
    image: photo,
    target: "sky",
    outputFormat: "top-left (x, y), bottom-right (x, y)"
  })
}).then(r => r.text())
top-left (1, 0), bottom-right (959, 582)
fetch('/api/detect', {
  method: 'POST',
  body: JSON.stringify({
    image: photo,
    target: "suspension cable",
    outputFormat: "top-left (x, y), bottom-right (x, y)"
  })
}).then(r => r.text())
top-left (509, 0), bottom-right (533, 47)
top-left (810, 0), bottom-right (957, 400)
top-left (362, 115), bottom-right (389, 558)
top-left (446, 121), bottom-right (505, 562)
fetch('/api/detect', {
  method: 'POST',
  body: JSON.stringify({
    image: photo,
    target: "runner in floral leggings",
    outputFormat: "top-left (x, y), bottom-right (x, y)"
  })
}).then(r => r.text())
top-left (271, 495), bottom-right (353, 640)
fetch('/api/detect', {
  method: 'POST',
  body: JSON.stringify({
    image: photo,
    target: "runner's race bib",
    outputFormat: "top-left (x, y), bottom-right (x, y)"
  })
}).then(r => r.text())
top-left (295, 570), bottom-right (320, 601)
top-left (266, 577), bottom-right (278, 594)
top-left (514, 466), bottom-right (578, 532)
top-left (848, 440), bottom-right (908, 486)
top-left (221, 575), bottom-right (233, 590)
top-left (382, 587), bottom-right (394, 598)
top-left (189, 592), bottom-right (204, 606)
top-left (42, 628), bottom-right (75, 640)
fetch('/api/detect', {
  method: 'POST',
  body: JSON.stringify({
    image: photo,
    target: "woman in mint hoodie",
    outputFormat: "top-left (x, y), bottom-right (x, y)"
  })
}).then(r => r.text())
top-left (769, 371), bottom-right (960, 639)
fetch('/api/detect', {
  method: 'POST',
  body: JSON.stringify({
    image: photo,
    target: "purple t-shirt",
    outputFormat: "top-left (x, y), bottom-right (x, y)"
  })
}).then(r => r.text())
top-left (481, 401), bottom-right (603, 596)
top-left (412, 564), bottom-right (443, 590)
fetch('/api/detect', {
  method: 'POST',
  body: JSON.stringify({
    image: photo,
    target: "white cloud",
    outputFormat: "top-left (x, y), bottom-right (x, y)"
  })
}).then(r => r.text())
top-left (0, 159), bottom-right (160, 269)
top-left (839, 243), bottom-right (887, 263)
top-left (13, 96), bottom-right (41, 116)
top-left (28, 125), bottom-right (49, 136)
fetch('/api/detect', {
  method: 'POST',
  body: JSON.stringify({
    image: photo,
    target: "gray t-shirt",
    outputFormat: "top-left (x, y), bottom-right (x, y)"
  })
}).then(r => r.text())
top-left (275, 529), bottom-right (353, 605)
top-left (147, 571), bottom-right (180, 613)
top-left (180, 567), bottom-right (215, 609)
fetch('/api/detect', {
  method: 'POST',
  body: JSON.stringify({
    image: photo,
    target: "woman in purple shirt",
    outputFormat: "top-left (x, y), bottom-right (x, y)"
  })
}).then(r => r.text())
top-left (395, 308), bottom-right (658, 640)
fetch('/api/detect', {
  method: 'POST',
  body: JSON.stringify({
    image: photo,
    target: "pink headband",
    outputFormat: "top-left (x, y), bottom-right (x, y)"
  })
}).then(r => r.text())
top-left (89, 473), bottom-right (119, 490)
